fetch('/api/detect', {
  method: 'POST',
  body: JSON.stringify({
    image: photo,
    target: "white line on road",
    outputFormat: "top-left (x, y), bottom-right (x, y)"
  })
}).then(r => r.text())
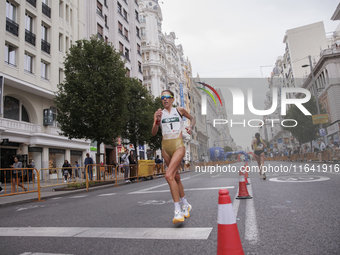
top-left (69, 195), bottom-right (88, 198)
top-left (244, 184), bottom-right (259, 245)
top-left (21, 253), bottom-right (73, 255)
top-left (129, 186), bottom-right (235, 194)
top-left (97, 193), bottom-right (116, 196)
top-left (0, 227), bottom-right (213, 240)
top-left (52, 197), bottom-right (62, 200)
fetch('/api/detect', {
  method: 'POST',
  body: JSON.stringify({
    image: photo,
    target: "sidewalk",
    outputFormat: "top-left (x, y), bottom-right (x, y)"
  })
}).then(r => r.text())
top-left (0, 179), bottom-right (118, 207)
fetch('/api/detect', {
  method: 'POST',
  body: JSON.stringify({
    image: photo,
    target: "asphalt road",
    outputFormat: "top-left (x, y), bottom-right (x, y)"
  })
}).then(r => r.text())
top-left (0, 161), bottom-right (339, 255)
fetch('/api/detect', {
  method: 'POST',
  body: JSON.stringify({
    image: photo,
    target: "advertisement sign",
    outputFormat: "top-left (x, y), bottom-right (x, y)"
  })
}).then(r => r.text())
top-left (326, 122), bottom-right (339, 135)
top-left (277, 138), bottom-right (282, 144)
top-left (312, 114), bottom-right (329, 125)
top-left (179, 83), bottom-right (186, 121)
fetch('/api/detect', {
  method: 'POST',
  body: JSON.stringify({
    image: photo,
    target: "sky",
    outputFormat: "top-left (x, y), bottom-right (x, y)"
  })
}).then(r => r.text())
top-left (160, 0), bottom-right (339, 150)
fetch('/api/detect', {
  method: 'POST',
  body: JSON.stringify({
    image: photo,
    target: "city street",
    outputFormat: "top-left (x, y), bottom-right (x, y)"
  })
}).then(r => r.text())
top-left (0, 161), bottom-right (339, 255)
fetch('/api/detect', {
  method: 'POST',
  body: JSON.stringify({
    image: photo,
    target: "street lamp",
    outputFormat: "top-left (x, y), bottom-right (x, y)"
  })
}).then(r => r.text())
top-left (302, 55), bottom-right (327, 145)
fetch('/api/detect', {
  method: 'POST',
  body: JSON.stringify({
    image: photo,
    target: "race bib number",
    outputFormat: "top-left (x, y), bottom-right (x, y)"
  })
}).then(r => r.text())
top-left (161, 117), bottom-right (181, 134)
top-left (257, 143), bottom-right (263, 149)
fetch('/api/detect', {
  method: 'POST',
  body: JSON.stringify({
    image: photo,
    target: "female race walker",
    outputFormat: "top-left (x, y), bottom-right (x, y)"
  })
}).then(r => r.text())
top-left (152, 90), bottom-right (196, 224)
top-left (251, 132), bottom-right (267, 180)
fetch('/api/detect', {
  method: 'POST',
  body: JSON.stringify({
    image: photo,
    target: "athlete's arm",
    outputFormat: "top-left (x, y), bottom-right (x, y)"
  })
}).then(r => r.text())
top-left (152, 108), bottom-right (163, 136)
top-left (178, 107), bottom-right (195, 135)
top-left (251, 140), bottom-right (254, 150)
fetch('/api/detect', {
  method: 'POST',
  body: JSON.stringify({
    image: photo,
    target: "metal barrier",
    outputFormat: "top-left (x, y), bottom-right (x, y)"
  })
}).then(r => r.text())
top-left (0, 168), bottom-right (39, 197)
top-left (265, 150), bottom-right (340, 163)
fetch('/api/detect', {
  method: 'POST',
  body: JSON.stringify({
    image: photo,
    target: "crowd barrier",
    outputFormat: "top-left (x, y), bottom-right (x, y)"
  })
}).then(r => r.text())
top-left (265, 150), bottom-right (340, 163)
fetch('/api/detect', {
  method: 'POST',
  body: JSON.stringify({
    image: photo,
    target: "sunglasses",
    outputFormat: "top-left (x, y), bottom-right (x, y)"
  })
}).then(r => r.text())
top-left (161, 95), bottom-right (173, 100)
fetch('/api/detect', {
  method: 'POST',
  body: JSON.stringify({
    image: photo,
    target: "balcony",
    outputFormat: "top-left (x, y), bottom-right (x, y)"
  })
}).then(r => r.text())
top-left (143, 76), bottom-right (151, 80)
top-left (25, 29), bottom-right (36, 46)
top-left (41, 39), bottom-right (50, 54)
top-left (118, 11), bottom-right (129, 24)
top-left (6, 18), bottom-right (19, 37)
top-left (123, 0), bottom-right (128, 5)
top-left (0, 118), bottom-right (41, 134)
top-left (26, 0), bottom-right (36, 8)
top-left (105, 24), bottom-right (109, 30)
top-left (135, 0), bottom-right (138, 7)
top-left (96, 9), bottom-right (104, 19)
top-left (124, 35), bottom-right (129, 43)
top-left (42, 2), bottom-right (51, 18)
top-left (138, 69), bottom-right (143, 74)
top-left (137, 50), bottom-right (141, 56)
top-left (136, 17), bottom-right (140, 23)
top-left (97, 33), bottom-right (103, 40)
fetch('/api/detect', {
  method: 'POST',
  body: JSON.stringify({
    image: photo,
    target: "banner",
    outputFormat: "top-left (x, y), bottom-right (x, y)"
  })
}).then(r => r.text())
top-left (179, 83), bottom-right (186, 121)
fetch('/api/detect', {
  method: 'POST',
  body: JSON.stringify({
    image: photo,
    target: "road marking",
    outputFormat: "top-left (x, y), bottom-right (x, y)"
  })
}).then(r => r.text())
top-left (130, 186), bottom-right (235, 194)
top-left (97, 193), bottom-right (116, 196)
top-left (232, 187), bottom-right (240, 218)
top-left (69, 195), bottom-right (88, 198)
top-left (21, 253), bottom-right (73, 255)
top-left (245, 184), bottom-right (259, 245)
top-left (52, 197), bottom-right (62, 200)
top-left (211, 173), bottom-right (222, 178)
top-left (0, 227), bottom-right (213, 240)
top-left (269, 176), bottom-right (330, 183)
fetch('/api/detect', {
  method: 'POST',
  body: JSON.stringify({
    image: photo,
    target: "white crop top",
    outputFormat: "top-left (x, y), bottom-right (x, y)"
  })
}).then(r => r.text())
top-left (161, 107), bottom-right (184, 140)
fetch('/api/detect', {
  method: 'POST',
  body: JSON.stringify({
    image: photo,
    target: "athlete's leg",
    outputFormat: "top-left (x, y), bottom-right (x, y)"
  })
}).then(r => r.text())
top-left (175, 166), bottom-right (185, 198)
top-left (260, 152), bottom-right (266, 179)
top-left (254, 154), bottom-right (262, 176)
top-left (163, 147), bottom-right (185, 203)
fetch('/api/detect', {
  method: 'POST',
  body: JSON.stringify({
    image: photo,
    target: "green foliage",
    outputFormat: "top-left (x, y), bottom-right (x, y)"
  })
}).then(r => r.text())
top-left (121, 79), bottom-right (154, 150)
top-left (54, 36), bottom-right (128, 146)
top-left (283, 96), bottom-right (326, 145)
top-left (224, 146), bottom-right (233, 152)
top-left (148, 97), bottom-right (163, 150)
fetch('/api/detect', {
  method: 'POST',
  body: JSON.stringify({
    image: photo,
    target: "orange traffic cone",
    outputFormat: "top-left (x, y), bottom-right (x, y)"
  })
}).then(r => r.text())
top-left (236, 170), bottom-right (252, 199)
top-left (217, 189), bottom-right (244, 255)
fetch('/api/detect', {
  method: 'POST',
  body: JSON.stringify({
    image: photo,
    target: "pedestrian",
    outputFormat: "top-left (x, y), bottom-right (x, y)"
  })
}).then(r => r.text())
top-left (152, 90), bottom-right (195, 224)
top-left (251, 133), bottom-right (267, 180)
top-left (121, 148), bottom-right (130, 183)
top-left (84, 153), bottom-right (94, 181)
top-left (62, 160), bottom-right (72, 182)
top-left (155, 155), bottom-right (163, 175)
top-left (74, 161), bottom-right (80, 179)
top-left (10, 157), bottom-right (27, 192)
top-left (128, 151), bottom-right (137, 182)
top-left (318, 140), bottom-right (327, 162)
top-left (27, 160), bottom-right (35, 183)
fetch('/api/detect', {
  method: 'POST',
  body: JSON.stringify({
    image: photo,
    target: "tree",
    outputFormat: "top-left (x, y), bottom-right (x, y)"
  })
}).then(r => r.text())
top-left (54, 36), bottom-right (128, 161)
top-left (283, 95), bottom-right (326, 146)
top-left (224, 146), bottom-right (233, 152)
top-left (148, 97), bottom-right (163, 151)
top-left (121, 78), bottom-right (154, 154)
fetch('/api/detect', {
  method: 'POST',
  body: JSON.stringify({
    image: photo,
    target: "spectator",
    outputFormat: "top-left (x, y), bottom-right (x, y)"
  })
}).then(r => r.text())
top-left (27, 160), bottom-right (35, 183)
top-left (155, 155), bottom-right (163, 175)
top-left (121, 148), bottom-right (130, 183)
top-left (10, 157), bottom-right (27, 192)
top-left (75, 161), bottom-right (80, 178)
top-left (84, 153), bottom-right (94, 181)
top-left (128, 151), bottom-right (137, 182)
top-left (62, 160), bottom-right (72, 182)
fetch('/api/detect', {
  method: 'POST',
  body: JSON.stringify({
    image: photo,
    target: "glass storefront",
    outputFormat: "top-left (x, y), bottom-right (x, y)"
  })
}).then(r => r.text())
top-left (49, 148), bottom-right (65, 179)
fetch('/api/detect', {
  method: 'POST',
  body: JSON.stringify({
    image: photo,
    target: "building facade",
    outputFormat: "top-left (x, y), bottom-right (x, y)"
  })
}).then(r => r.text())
top-left (1, 0), bottom-right (88, 181)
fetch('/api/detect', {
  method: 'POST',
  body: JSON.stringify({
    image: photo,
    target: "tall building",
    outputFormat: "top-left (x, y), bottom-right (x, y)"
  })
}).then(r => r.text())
top-left (282, 22), bottom-right (328, 89)
top-left (0, 0), bottom-right (88, 180)
top-left (139, 0), bottom-right (191, 158)
top-left (84, 0), bottom-right (143, 163)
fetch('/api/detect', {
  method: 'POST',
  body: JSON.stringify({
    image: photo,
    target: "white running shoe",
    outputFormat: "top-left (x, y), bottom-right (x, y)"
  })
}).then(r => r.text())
top-left (173, 210), bottom-right (185, 224)
top-left (182, 204), bottom-right (192, 218)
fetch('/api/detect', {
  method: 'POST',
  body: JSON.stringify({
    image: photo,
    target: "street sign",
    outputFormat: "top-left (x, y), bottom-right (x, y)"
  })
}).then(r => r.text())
top-left (312, 114), bottom-right (329, 125)
top-left (319, 128), bottom-right (327, 136)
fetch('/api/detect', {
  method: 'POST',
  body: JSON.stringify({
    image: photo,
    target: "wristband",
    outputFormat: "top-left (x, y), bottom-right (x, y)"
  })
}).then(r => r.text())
top-left (156, 120), bottom-right (160, 125)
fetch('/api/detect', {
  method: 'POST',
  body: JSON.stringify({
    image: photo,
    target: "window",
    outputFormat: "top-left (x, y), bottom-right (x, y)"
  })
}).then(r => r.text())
top-left (141, 27), bottom-right (145, 36)
top-left (138, 61), bottom-right (142, 73)
top-left (97, 23), bottom-right (103, 39)
top-left (4, 96), bottom-right (19, 121)
top-left (66, 36), bottom-right (69, 51)
top-left (66, 4), bottom-right (69, 22)
top-left (41, 24), bottom-right (48, 41)
top-left (42, 0), bottom-right (51, 18)
top-left (41, 61), bottom-right (48, 79)
top-left (97, 1), bottom-right (103, 16)
top-left (117, 2), bottom-right (122, 13)
top-left (137, 43), bottom-right (141, 55)
top-left (5, 44), bottom-right (16, 66)
top-left (105, 15), bottom-right (108, 29)
top-left (119, 42), bottom-right (123, 53)
top-left (105, 36), bottom-right (108, 44)
top-left (59, 0), bottom-right (63, 18)
top-left (126, 68), bottom-right (130, 77)
top-left (124, 28), bottom-right (128, 40)
top-left (141, 42), bottom-right (146, 46)
top-left (135, 10), bottom-right (139, 21)
top-left (59, 69), bottom-right (63, 84)
top-left (118, 22), bottom-right (122, 34)
top-left (136, 27), bottom-right (140, 37)
top-left (25, 53), bottom-right (33, 73)
top-left (70, 9), bottom-right (73, 26)
top-left (125, 48), bottom-right (129, 60)
top-left (6, 1), bottom-right (16, 21)
top-left (104, 0), bottom-right (108, 7)
top-left (59, 33), bottom-right (63, 52)
top-left (123, 9), bottom-right (127, 19)
top-left (25, 13), bottom-right (33, 32)
top-left (139, 15), bottom-right (145, 23)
